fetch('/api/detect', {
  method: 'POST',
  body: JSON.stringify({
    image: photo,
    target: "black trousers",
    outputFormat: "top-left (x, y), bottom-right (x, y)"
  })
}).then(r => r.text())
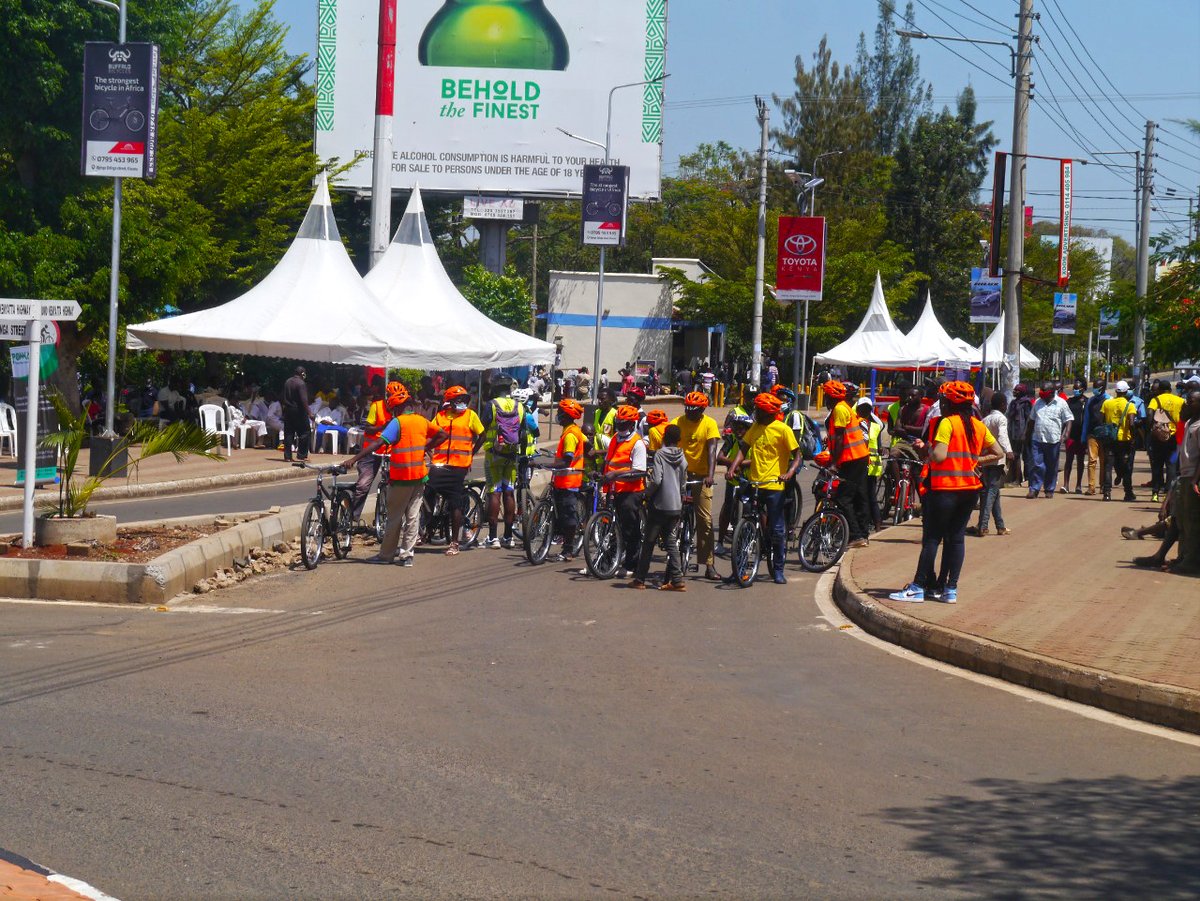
top-left (836, 457), bottom-right (871, 541)
top-left (635, 509), bottom-right (682, 584)
top-left (1103, 440), bottom-right (1134, 498)
top-left (1149, 439), bottom-right (1176, 494)
top-left (615, 492), bottom-right (643, 571)
top-left (915, 489), bottom-right (978, 591)
top-left (283, 416), bottom-right (309, 460)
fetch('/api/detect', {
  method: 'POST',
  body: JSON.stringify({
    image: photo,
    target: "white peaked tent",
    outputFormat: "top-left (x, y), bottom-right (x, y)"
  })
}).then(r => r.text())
top-left (978, 313), bottom-right (1041, 368)
top-left (364, 187), bottom-right (556, 369)
top-left (814, 273), bottom-right (941, 370)
top-left (128, 173), bottom-right (414, 365)
top-left (905, 292), bottom-right (976, 365)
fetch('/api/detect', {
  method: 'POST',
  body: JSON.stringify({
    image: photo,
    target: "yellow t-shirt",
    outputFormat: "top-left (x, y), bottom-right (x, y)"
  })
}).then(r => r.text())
top-left (740, 420), bottom-right (799, 491)
top-left (672, 413), bottom-right (721, 474)
top-left (647, 424), bottom-right (665, 453)
top-left (934, 417), bottom-right (996, 448)
top-left (1100, 396), bottom-right (1137, 442)
top-left (830, 401), bottom-right (855, 430)
top-left (1149, 393), bottom-right (1185, 437)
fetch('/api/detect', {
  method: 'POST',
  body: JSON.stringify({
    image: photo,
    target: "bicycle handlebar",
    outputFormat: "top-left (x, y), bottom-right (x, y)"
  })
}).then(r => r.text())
top-left (294, 462), bottom-right (347, 475)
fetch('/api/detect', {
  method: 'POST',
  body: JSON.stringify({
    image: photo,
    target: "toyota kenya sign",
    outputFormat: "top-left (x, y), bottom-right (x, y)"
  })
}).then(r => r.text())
top-left (776, 216), bottom-right (826, 302)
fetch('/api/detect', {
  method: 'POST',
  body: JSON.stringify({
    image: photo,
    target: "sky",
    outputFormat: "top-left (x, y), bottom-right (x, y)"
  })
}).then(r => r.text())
top-left (251, 0), bottom-right (1200, 245)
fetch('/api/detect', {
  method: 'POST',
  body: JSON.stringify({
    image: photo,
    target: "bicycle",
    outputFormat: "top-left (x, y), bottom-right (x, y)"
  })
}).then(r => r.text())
top-left (796, 464), bottom-right (851, 572)
top-left (728, 477), bottom-right (785, 588)
top-left (581, 475), bottom-right (645, 579)
top-left (512, 450), bottom-right (547, 542)
top-left (418, 465), bottom-right (483, 547)
top-left (370, 452), bottom-right (390, 542)
top-left (522, 465), bottom-right (591, 565)
top-left (677, 479), bottom-right (703, 575)
top-left (295, 462), bottom-right (355, 570)
top-left (880, 449), bottom-right (919, 526)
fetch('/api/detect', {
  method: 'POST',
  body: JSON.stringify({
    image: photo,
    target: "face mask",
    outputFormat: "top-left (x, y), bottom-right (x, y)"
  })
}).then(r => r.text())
top-left (616, 424), bottom-right (634, 438)
top-left (1039, 390), bottom-right (1054, 401)
top-left (453, 402), bottom-right (468, 413)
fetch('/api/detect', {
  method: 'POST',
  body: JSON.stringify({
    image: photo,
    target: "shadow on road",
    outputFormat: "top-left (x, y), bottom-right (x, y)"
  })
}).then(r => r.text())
top-left (883, 775), bottom-right (1200, 898)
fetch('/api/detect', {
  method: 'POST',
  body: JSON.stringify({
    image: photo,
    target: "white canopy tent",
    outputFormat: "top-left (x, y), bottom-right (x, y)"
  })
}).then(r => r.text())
top-left (364, 187), bottom-right (556, 370)
top-left (978, 313), bottom-right (1041, 369)
top-left (905, 292), bottom-right (976, 366)
top-left (813, 273), bottom-right (941, 371)
top-left (128, 173), bottom-right (421, 365)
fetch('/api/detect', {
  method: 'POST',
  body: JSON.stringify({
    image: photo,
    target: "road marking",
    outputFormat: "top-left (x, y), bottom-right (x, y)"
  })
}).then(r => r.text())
top-left (811, 569), bottom-right (1200, 749)
top-left (0, 598), bottom-right (320, 616)
top-left (48, 872), bottom-right (122, 901)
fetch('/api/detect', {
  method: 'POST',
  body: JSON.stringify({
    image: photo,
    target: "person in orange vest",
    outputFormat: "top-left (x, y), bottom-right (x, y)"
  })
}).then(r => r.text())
top-left (550, 398), bottom-right (588, 563)
top-left (429, 385), bottom-right (485, 555)
top-left (822, 379), bottom-right (872, 548)
top-left (889, 381), bottom-right (1003, 604)
top-left (342, 382), bottom-right (447, 566)
top-left (645, 409), bottom-right (669, 453)
top-left (348, 376), bottom-right (389, 525)
top-left (603, 404), bottom-right (648, 577)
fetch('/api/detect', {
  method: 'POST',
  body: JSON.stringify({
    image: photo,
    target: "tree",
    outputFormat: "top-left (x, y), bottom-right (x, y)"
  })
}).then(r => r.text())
top-left (460, 264), bottom-right (533, 332)
top-left (855, 0), bottom-right (932, 155)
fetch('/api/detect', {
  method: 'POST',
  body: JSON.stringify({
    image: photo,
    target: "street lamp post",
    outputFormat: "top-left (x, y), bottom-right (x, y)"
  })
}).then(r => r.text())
top-left (793, 149), bottom-right (841, 397)
top-left (558, 74), bottom-right (667, 402)
top-left (87, 0), bottom-right (127, 437)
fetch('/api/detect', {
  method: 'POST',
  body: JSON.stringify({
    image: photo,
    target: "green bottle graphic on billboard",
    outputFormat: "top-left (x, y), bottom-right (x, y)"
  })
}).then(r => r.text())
top-left (419, 1), bottom-right (569, 71)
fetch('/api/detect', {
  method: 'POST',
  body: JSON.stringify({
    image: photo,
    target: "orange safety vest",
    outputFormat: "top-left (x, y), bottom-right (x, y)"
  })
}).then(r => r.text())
top-left (431, 410), bottom-right (476, 469)
top-left (832, 401), bottom-right (869, 464)
top-left (605, 432), bottom-right (645, 493)
top-left (388, 414), bottom-right (432, 482)
top-left (926, 416), bottom-right (987, 492)
top-left (366, 399), bottom-right (391, 453)
top-left (553, 424), bottom-right (586, 490)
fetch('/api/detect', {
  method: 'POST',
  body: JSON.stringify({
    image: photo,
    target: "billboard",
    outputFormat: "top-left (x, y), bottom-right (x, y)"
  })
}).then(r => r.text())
top-left (969, 268), bottom-right (1002, 324)
top-left (1052, 292), bottom-right (1077, 335)
top-left (315, 0), bottom-right (667, 198)
top-left (581, 164), bottom-right (629, 246)
top-left (81, 42), bottom-right (160, 179)
top-left (1099, 309), bottom-right (1119, 341)
top-left (775, 216), bottom-right (826, 302)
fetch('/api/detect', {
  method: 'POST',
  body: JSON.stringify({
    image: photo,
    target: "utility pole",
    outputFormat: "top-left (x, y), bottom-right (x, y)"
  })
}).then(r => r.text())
top-left (1000, 0), bottom-right (1034, 399)
top-left (369, 0), bottom-right (397, 269)
top-left (751, 96), bottom-right (769, 387)
top-left (1133, 120), bottom-right (1155, 379)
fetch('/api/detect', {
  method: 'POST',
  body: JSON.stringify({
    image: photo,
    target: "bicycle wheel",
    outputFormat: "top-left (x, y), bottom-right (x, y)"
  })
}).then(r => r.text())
top-left (373, 485), bottom-right (388, 542)
top-left (299, 500), bottom-right (325, 570)
top-left (678, 506), bottom-right (696, 575)
top-left (583, 511), bottom-right (623, 579)
top-left (876, 472), bottom-right (893, 518)
top-left (785, 479), bottom-right (804, 535)
top-left (892, 480), bottom-right (909, 526)
top-left (331, 491), bottom-right (355, 559)
top-left (730, 518), bottom-right (761, 588)
top-left (797, 508), bottom-right (850, 572)
top-left (462, 489), bottom-right (483, 546)
top-left (523, 499), bottom-right (555, 565)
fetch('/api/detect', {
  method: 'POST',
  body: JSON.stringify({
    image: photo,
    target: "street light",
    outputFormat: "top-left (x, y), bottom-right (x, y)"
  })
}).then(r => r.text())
top-left (86, 0), bottom-right (128, 437)
top-left (558, 73), bottom-right (668, 402)
top-left (895, 28), bottom-right (1017, 76)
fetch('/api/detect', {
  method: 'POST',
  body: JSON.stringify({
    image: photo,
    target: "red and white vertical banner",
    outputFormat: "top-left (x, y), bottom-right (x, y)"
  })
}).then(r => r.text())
top-left (776, 216), bottom-right (827, 302)
top-left (1058, 159), bottom-right (1073, 287)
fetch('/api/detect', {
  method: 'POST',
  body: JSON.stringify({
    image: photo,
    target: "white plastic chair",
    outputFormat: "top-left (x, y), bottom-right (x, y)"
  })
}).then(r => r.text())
top-left (314, 427), bottom-right (342, 455)
top-left (0, 403), bottom-right (17, 457)
top-left (198, 403), bottom-right (235, 456)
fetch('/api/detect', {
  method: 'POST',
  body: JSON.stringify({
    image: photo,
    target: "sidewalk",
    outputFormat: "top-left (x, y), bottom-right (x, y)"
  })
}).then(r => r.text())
top-left (835, 459), bottom-right (1200, 733)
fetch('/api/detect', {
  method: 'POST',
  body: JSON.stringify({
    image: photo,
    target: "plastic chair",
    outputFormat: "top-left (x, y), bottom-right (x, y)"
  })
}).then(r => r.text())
top-left (197, 403), bottom-right (235, 456)
top-left (0, 403), bottom-right (17, 457)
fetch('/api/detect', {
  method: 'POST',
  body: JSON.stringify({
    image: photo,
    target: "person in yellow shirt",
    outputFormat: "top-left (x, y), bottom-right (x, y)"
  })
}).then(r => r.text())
top-left (1099, 380), bottom-right (1139, 502)
top-left (725, 393), bottom-right (800, 585)
top-left (1147, 380), bottom-right (1185, 501)
top-left (429, 385), bottom-right (486, 554)
top-left (645, 409), bottom-right (669, 453)
top-left (822, 380), bottom-right (872, 548)
top-left (674, 391), bottom-right (722, 580)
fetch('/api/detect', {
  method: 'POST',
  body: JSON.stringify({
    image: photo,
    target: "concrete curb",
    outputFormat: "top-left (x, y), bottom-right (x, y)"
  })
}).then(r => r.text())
top-left (833, 554), bottom-right (1200, 736)
top-left (0, 507), bottom-right (304, 605)
top-left (0, 464), bottom-right (311, 513)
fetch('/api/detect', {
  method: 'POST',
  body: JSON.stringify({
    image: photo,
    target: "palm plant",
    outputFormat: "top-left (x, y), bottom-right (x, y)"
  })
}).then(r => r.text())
top-left (40, 393), bottom-right (225, 520)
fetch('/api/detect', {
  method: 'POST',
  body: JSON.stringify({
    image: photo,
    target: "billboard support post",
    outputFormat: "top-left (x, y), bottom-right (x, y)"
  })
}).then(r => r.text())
top-left (369, 0), bottom-right (397, 269)
top-left (21, 318), bottom-right (42, 549)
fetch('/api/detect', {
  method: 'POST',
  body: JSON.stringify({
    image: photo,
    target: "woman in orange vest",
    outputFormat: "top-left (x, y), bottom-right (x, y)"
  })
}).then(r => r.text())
top-left (889, 381), bottom-right (1003, 604)
top-left (550, 399), bottom-right (588, 562)
top-left (822, 379), bottom-right (873, 548)
top-left (603, 405), bottom-right (648, 577)
top-left (342, 382), bottom-right (447, 566)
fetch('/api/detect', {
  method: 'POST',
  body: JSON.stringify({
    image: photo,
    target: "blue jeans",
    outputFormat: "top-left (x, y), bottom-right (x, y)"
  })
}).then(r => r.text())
top-left (762, 489), bottom-right (787, 578)
top-left (977, 465), bottom-right (1005, 531)
top-left (1029, 440), bottom-right (1062, 493)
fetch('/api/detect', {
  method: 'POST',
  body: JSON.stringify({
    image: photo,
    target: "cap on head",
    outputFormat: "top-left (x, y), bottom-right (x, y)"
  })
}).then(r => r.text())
top-left (856, 397), bottom-right (874, 411)
top-left (1115, 379), bottom-right (1130, 393)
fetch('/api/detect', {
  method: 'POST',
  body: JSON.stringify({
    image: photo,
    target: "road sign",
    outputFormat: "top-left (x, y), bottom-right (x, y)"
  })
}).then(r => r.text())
top-left (0, 321), bottom-right (60, 344)
top-left (0, 299), bottom-right (81, 321)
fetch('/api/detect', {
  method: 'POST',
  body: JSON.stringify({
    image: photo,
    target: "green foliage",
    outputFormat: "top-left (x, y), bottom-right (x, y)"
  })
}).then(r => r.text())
top-left (855, 1), bottom-right (933, 155)
top-left (460, 264), bottom-right (533, 332)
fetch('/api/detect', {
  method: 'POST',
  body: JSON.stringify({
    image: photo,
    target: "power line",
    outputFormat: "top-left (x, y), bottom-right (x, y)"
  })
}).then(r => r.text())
top-left (904, 0), bottom-right (1014, 79)
top-left (919, 0), bottom-right (1011, 37)
top-left (952, 0), bottom-right (1014, 33)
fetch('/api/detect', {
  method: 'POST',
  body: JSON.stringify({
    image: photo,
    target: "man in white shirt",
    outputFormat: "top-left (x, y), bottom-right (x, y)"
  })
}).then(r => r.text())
top-left (1027, 381), bottom-right (1074, 497)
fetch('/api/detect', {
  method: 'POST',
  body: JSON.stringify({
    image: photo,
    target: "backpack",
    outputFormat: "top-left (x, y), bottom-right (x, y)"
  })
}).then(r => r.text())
top-left (491, 398), bottom-right (523, 454)
top-left (1150, 405), bottom-right (1175, 443)
top-left (1007, 397), bottom-right (1032, 443)
top-left (788, 410), bottom-right (823, 460)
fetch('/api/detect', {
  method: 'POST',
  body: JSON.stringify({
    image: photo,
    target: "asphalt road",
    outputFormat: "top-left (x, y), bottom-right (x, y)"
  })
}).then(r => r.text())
top-left (2, 537), bottom-right (1198, 899)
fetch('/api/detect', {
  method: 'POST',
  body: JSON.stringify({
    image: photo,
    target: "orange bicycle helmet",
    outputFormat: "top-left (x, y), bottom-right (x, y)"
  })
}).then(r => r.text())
top-left (814, 450), bottom-right (832, 466)
top-left (615, 404), bottom-right (640, 423)
top-left (940, 380), bottom-right (975, 405)
top-left (822, 379), bottom-right (847, 399)
top-left (558, 398), bottom-right (584, 419)
top-left (384, 381), bottom-right (409, 407)
top-left (646, 409), bottom-right (669, 426)
top-left (754, 392), bottom-right (783, 414)
top-left (684, 391), bottom-right (710, 408)
top-left (443, 385), bottom-right (469, 402)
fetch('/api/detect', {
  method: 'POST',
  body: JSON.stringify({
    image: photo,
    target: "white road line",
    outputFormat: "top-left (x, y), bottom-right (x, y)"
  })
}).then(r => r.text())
top-left (47, 872), bottom-right (122, 901)
top-left (0, 598), bottom-right (319, 616)
top-left (811, 569), bottom-right (1200, 749)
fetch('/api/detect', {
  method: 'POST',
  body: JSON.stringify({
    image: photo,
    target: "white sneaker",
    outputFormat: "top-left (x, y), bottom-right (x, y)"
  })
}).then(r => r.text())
top-left (481, 536), bottom-right (501, 549)
top-left (619, 569), bottom-right (634, 579)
